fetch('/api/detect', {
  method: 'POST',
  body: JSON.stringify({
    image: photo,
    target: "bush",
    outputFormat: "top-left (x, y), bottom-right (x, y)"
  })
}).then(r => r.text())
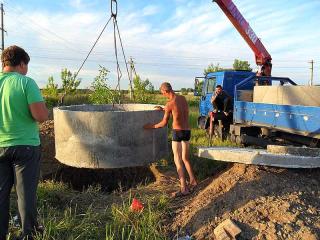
top-left (133, 75), bottom-right (155, 103)
top-left (89, 66), bottom-right (122, 104)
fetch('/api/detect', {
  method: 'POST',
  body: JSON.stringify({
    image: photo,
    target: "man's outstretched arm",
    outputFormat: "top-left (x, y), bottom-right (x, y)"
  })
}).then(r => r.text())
top-left (144, 105), bottom-right (170, 129)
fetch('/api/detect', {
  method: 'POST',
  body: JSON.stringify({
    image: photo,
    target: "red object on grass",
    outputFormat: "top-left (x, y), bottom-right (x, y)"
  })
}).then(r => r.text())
top-left (130, 198), bottom-right (144, 212)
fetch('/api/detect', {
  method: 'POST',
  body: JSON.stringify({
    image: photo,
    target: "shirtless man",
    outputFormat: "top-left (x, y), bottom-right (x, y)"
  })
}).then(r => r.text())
top-left (144, 82), bottom-right (197, 197)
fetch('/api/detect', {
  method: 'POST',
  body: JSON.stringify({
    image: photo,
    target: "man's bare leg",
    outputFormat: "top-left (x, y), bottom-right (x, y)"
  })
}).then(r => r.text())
top-left (172, 141), bottom-right (188, 193)
top-left (181, 141), bottom-right (197, 187)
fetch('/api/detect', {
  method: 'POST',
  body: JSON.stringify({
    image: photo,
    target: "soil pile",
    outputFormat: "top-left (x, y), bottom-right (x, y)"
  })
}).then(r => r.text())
top-left (168, 164), bottom-right (320, 240)
top-left (39, 120), bottom-right (60, 177)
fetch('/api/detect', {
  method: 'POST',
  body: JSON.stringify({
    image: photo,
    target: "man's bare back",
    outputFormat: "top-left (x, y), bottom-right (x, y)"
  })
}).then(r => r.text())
top-left (165, 95), bottom-right (190, 130)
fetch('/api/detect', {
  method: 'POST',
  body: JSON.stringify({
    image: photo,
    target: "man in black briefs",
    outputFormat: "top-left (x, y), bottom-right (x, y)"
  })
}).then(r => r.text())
top-left (144, 82), bottom-right (197, 197)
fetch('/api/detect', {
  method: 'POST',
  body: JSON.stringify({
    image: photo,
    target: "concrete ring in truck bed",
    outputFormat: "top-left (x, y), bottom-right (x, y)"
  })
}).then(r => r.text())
top-left (53, 104), bottom-right (168, 169)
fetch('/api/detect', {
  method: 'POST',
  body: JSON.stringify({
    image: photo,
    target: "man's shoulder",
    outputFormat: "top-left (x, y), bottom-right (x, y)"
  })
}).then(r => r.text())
top-left (222, 91), bottom-right (231, 97)
top-left (4, 72), bottom-right (34, 83)
top-left (176, 94), bottom-right (188, 102)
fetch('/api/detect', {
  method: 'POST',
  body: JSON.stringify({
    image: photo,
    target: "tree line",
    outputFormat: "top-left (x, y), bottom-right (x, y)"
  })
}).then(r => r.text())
top-left (43, 59), bottom-right (252, 100)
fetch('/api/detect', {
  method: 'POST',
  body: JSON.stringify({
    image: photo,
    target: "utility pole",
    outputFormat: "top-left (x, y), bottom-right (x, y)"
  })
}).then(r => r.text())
top-left (309, 60), bottom-right (314, 86)
top-left (0, 3), bottom-right (5, 52)
top-left (128, 56), bottom-right (137, 100)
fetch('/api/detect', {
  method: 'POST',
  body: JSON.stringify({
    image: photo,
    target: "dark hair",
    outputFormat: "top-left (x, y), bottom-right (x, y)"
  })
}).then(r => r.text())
top-left (216, 85), bottom-right (222, 89)
top-left (1, 45), bottom-right (30, 68)
top-left (160, 82), bottom-right (172, 92)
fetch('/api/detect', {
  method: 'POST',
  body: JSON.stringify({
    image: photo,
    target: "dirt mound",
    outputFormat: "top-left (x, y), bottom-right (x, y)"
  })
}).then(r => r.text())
top-left (168, 164), bottom-right (320, 239)
top-left (39, 120), bottom-right (61, 177)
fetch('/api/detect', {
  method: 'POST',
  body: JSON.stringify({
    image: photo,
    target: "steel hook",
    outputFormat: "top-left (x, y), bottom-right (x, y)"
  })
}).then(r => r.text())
top-left (111, 0), bottom-right (117, 18)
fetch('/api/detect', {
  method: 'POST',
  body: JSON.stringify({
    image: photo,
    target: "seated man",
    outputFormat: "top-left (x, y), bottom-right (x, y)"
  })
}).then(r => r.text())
top-left (209, 85), bottom-right (232, 138)
top-left (210, 85), bottom-right (232, 115)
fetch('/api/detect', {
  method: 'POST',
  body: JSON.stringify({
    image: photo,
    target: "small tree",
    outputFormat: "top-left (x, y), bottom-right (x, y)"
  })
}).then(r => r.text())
top-left (89, 66), bottom-right (120, 104)
top-left (181, 88), bottom-right (188, 95)
top-left (203, 63), bottom-right (224, 75)
top-left (133, 75), bottom-right (154, 103)
top-left (233, 59), bottom-right (252, 71)
top-left (187, 88), bottom-right (193, 92)
top-left (43, 76), bottom-right (58, 96)
top-left (61, 68), bottom-right (81, 95)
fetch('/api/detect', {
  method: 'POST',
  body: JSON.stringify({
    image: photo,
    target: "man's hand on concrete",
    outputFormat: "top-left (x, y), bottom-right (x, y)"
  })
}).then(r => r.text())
top-left (143, 123), bottom-right (154, 129)
top-left (154, 106), bottom-right (164, 111)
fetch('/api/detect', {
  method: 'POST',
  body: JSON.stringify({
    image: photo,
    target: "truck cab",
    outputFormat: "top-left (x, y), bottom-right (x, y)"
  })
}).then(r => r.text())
top-left (196, 71), bottom-right (255, 121)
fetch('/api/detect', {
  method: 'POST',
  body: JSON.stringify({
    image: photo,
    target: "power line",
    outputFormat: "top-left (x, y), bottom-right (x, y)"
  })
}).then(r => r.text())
top-left (29, 55), bottom-right (313, 69)
top-left (3, 2), bottom-right (80, 52)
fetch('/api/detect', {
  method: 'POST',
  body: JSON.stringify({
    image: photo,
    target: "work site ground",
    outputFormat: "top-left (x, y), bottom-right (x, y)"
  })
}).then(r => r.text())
top-left (7, 120), bottom-right (320, 240)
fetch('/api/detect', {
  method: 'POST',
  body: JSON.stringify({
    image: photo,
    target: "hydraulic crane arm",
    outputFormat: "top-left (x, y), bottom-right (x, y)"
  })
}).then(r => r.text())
top-left (213, 0), bottom-right (272, 76)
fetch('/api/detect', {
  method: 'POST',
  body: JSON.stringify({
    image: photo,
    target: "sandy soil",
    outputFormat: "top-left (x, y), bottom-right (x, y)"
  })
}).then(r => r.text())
top-left (39, 120), bottom-right (320, 240)
top-left (166, 164), bottom-right (320, 240)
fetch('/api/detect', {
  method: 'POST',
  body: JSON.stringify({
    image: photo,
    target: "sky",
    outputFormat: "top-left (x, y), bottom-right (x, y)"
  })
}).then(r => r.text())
top-left (2, 0), bottom-right (320, 90)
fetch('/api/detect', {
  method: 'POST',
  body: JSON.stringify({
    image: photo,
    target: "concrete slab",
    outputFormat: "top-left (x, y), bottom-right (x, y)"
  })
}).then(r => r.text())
top-left (54, 104), bottom-right (168, 169)
top-left (253, 86), bottom-right (320, 106)
top-left (197, 147), bottom-right (320, 168)
top-left (267, 145), bottom-right (320, 157)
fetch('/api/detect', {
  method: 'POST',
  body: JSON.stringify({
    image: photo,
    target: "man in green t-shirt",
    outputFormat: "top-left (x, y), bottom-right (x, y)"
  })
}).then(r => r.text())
top-left (0, 45), bottom-right (48, 240)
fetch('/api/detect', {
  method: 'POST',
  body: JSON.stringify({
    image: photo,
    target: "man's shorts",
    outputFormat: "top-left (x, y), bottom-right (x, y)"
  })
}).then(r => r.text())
top-left (172, 130), bottom-right (191, 142)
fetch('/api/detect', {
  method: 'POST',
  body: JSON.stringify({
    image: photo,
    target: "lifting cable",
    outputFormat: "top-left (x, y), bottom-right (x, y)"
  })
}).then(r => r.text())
top-left (74, 15), bottom-right (112, 79)
top-left (74, 0), bottom-right (132, 104)
top-left (113, 16), bottom-right (133, 101)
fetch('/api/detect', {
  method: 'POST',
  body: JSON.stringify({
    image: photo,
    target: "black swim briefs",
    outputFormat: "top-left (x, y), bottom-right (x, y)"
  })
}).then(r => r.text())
top-left (172, 130), bottom-right (191, 142)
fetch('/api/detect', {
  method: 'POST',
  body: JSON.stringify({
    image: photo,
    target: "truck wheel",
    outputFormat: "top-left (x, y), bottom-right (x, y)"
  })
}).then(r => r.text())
top-left (236, 135), bottom-right (243, 145)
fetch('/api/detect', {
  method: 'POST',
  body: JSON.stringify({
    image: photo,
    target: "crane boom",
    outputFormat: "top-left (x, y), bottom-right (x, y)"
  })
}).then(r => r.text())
top-left (213, 0), bottom-right (272, 76)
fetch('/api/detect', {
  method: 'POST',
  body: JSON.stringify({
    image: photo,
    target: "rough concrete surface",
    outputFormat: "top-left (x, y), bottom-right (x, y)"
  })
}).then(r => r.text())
top-left (53, 104), bottom-right (168, 169)
top-left (197, 146), bottom-right (320, 168)
top-left (253, 86), bottom-right (320, 106)
top-left (267, 145), bottom-right (320, 157)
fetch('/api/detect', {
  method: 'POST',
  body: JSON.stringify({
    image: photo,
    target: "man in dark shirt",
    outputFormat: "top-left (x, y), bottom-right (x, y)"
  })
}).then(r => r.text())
top-left (210, 85), bottom-right (232, 116)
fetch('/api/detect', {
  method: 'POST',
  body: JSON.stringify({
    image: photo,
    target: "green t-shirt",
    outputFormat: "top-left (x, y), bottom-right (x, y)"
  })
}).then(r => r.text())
top-left (0, 72), bottom-right (44, 147)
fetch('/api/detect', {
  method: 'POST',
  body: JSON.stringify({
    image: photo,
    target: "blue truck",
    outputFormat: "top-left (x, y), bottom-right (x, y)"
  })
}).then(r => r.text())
top-left (196, 71), bottom-right (320, 147)
top-left (194, 0), bottom-right (320, 148)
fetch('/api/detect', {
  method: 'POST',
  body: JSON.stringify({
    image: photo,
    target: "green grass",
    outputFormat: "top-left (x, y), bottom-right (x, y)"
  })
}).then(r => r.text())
top-left (105, 192), bottom-right (169, 240)
top-left (7, 94), bottom-right (236, 239)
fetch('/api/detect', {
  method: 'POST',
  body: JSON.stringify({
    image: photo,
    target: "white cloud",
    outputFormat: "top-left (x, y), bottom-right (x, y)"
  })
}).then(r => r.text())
top-left (69, 0), bottom-right (83, 9)
top-left (3, 0), bottom-right (320, 88)
top-left (142, 5), bottom-right (160, 16)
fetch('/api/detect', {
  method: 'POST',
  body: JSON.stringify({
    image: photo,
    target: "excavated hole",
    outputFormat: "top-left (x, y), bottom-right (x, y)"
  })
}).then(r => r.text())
top-left (43, 164), bottom-right (156, 192)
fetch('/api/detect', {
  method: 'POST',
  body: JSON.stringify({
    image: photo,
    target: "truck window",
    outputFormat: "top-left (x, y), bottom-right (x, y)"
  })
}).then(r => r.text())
top-left (206, 77), bottom-right (216, 94)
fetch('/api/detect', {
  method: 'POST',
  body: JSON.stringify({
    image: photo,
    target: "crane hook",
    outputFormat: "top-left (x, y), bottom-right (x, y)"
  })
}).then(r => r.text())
top-left (111, 0), bottom-right (117, 18)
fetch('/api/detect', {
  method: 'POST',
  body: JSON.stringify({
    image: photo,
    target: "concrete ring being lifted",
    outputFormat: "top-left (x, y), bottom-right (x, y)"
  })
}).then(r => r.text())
top-left (53, 104), bottom-right (168, 169)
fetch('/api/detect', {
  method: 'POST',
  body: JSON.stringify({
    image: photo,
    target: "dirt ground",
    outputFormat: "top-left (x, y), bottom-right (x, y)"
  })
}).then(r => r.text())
top-left (40, 120), bottom-right (320, 240)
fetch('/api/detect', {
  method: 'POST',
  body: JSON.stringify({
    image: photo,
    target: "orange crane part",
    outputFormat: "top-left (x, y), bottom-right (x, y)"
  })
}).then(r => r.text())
top-left (214, 0), bottom-right (272, 76)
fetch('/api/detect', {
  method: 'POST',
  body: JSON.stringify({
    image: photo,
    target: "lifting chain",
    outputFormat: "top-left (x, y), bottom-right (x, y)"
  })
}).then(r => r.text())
top-left (74, 0), bottom-right (132, 105)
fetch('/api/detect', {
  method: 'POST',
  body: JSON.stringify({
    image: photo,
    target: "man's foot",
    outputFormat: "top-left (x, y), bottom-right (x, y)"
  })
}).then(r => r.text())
top-left (171, 190), bottom-right (190, 198)
top-left (188, 181), bottom-right (198, 192)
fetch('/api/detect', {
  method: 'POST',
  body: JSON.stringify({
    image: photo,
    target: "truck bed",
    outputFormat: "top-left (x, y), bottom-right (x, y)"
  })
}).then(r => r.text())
top-left (234, 101), bottom-right (320, 139)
